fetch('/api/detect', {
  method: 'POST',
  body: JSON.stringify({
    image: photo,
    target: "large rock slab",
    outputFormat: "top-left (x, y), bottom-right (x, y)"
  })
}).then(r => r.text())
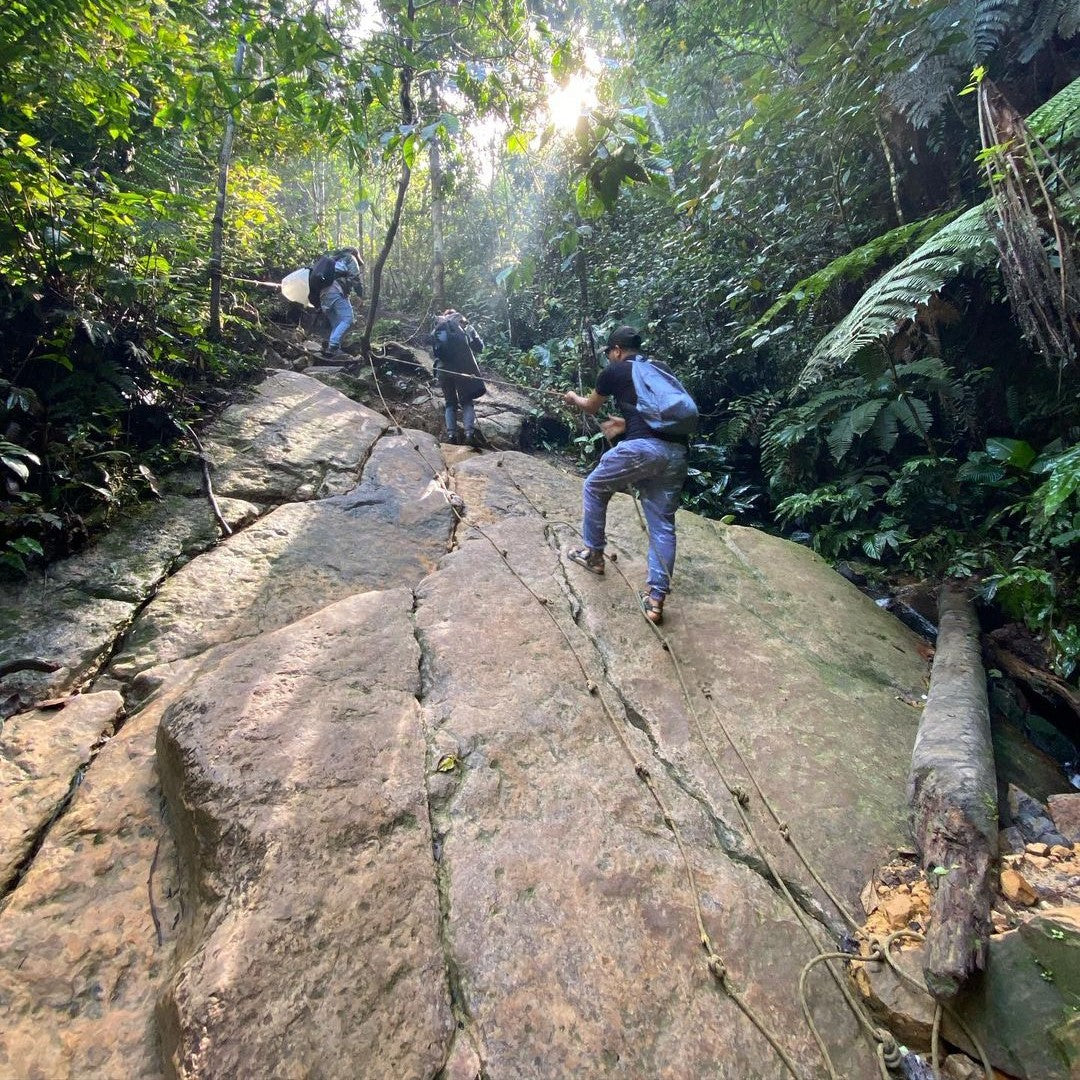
top-left (156, 589), bottom-right (453, 1079)
top-left (0, 438), bottom-right (939, 1079)
top-left (0, 702), bottom-right (181, 1079)
top-left (0, 691), bottom-right (123, 891)
top-left (0, 586), bottom-right (135, 702)
top-left (111, 431), bottom-right (452, 677)
top-left (48, 488), bottom-right (257, 604)
top-left (201, 369), bottom-right (388, 502)
top-left (0, 488), bottom-right (256, 704)
top-left (949, 905), bottom-right (1080, 1078)
top-left (465, 452), bottom-right (927, 918)
top-left (415, 510), bottom-right (877, 1077)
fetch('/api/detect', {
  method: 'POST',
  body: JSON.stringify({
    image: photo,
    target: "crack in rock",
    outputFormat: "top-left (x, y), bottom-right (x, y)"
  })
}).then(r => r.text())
top-left (552, 542), bottom-right (848, 942)
top-left (410, 591), bottom-right (487, 1080)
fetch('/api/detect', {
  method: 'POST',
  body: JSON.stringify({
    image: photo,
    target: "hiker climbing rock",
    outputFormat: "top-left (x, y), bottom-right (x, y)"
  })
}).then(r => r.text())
top-left (431, 309), bottom-right (487, 446)
top-left (563, 325), bottom-right (698, 625)
top-left (309, 247), bottom-right (364, 359)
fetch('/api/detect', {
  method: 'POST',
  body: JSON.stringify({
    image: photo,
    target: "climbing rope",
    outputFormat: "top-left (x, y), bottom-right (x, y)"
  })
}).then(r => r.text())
top-left (876, 931), bottom-right (993, 1080)
top-left (601, 485), bottom-right (994, 1080)
top-left (356, 354), bottom-right (805, 1078)
top-left (365, 346), bottom-right (567, 401)
top-left (353, 351), bottom-right (968, 1080)
top-left (498, 459), bottom-right (948, 1079)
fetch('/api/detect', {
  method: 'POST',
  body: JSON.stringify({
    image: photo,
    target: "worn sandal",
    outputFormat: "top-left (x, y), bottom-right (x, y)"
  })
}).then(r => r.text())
top-left (567, 547), bottom-right (605, 575)
top-left (639, 591), bottom-right (664, 625)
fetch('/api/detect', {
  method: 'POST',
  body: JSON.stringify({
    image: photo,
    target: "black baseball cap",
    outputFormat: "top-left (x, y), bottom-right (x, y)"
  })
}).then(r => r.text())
top-left (606, 325), bottom-right (642, 350)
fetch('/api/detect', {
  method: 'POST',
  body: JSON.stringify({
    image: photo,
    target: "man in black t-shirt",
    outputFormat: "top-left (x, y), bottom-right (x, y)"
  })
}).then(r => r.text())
top-left (562, 325), bottom-right (690, 626)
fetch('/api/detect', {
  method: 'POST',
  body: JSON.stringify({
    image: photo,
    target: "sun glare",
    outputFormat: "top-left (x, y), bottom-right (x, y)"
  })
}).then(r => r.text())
top-left (546, 72), bottom-right (598, 133)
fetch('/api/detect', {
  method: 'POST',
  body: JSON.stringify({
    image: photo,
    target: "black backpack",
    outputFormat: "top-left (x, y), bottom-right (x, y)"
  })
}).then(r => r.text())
top-left (308, 254), bottom-right (337, 307)
top-left (432, 313), bottom-right (469, 356)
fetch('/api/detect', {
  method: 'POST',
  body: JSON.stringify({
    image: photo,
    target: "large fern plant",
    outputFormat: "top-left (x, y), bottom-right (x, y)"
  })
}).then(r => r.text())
top-left (886, 0), bottom-right (1080, 129)
top-left (797, 74), bottom-right (1080, 390)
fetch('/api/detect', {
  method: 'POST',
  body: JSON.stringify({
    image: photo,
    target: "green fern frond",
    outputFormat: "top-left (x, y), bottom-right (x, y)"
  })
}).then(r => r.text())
top-left (1021, 0), bottom-right (1080, 64)
top-left (873, 402), bottom-right (901, 454)
top-left (744, 210), bottom-right (963, 337)
top-left (888, 55), bottom-right (963, 131)
top-left (826, 399), bottom-right (886, 462)
top-left (798, 75), bottom-right (1080, 389)
top-left (1062, 0), bottom-right (1080, 38)
top-left (1026, 70), bottom-right (1080, 144)
top-left (892, 356), bottom-right (958, 384)
top-left (970, 0), bottom-right (1022, 59)
top-left (957, 460), bottom-right (1008, 483)
top-left (897, 396), bottom-right (934, 437)
top-left (887, 0), bottom-right (1025, 128)
top-left (798, 207), bottom-right (994, 387)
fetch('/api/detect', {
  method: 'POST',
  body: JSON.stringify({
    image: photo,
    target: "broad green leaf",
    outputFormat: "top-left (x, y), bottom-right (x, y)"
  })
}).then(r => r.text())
top-left (985, 437), bottom-right (1036, 469)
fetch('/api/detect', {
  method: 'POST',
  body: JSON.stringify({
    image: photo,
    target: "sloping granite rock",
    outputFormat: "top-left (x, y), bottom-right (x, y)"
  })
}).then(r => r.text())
top-left (0, 586), bottom-right (136, 701)
top-left (457, 451), bottom-right (927, 915)
top-left (156, 589), bottom-right (453, 1080)
top-left (48, 487), bottom-right (257, 603)
top-left (0, 700), bottom-right (181, 1079)
top-left (0, 691), bottom-right (123, 890)
top-left (415, 510), bottom-right (881, 1077)
top-left (2, 437), bottom-right (942, 1079)
top-left (0, 490), bottom-right (258, 704)
top-left (110, 430), bottom-right (452, 677)
top-left (200, 369), bottom-right (388, 502)
top-left (0, 492), bottom-right (255, 703)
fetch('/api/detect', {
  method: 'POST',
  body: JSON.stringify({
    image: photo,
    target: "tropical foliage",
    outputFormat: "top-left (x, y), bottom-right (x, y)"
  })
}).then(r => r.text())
top-left (1, 0), bottom-right (1079, 672)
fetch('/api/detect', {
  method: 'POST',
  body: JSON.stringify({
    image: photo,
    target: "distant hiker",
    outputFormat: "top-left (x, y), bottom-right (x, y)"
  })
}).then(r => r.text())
top-left (309, 247), bottom-right (364, 359)
top-left (562, 325), bottom-right (698, 626)
top-left (431, 309), bottom-right (487, 446)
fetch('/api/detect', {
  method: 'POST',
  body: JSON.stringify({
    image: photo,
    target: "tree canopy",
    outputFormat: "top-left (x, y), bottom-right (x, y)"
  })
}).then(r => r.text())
top-left (2, 0), bottom-right (1079, 671)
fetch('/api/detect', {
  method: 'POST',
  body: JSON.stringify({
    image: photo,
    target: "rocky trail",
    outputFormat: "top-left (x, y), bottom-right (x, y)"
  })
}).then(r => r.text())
top-left (1, 350), bottom-right (1078, 1079)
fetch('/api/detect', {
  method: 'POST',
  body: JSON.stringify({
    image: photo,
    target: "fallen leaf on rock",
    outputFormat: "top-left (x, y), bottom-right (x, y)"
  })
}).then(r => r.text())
top-left (860, 880), bottom-right (879, 916)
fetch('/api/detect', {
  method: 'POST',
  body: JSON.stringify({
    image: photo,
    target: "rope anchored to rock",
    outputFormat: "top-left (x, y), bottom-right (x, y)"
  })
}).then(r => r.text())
top-left (358, 358), bottom-right (805, 1078)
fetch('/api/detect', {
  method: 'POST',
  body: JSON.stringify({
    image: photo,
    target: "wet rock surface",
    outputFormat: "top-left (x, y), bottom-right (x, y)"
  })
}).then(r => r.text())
top-left (109, 430), bottom-right (451, 678)
top-left (0, 370), bottom-right (956, 1078)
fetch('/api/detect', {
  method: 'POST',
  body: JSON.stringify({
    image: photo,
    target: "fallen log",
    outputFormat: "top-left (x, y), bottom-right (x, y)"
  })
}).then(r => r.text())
top-left (908, 579), bottom-right (997, 1000)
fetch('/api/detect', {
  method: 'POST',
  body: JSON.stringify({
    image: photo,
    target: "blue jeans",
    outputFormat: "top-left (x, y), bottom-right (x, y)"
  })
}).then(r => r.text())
top-left (322, 290), bottom-right (354, 349)
top-left (581, 438), bottom-right (688, 599)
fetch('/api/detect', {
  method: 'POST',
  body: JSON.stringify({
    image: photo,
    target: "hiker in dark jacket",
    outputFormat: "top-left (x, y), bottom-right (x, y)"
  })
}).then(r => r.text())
top-left (562, 325), bottom-right (691, 625)
top-left (310, 247), bottom-right (364, 359)
top-left (431, 309), bottom-right (486, 446)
